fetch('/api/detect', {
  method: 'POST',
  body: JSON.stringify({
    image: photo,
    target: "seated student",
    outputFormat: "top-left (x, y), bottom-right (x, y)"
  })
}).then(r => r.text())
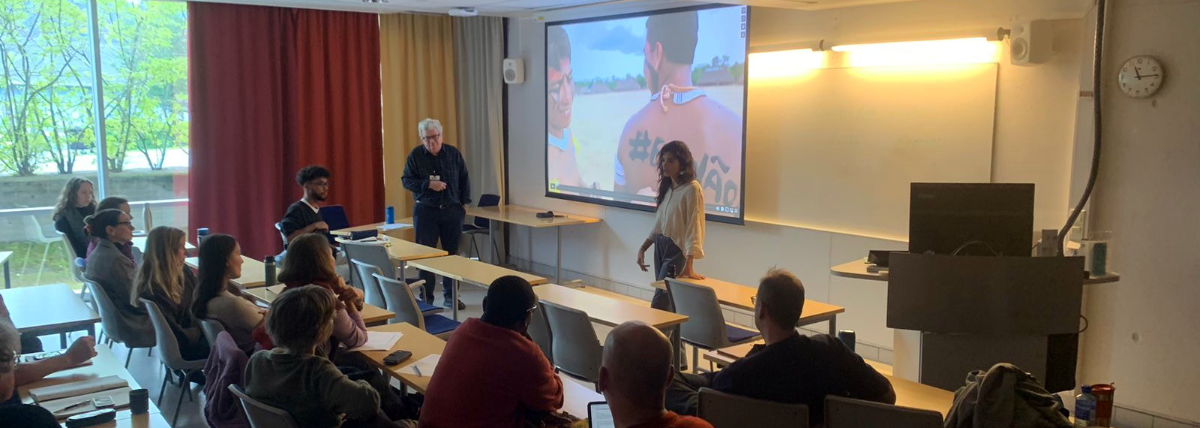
top-left (191, 234), bottom-right (265, 355)
top-left (600, 322), bottom-right (713, 428)
top-left (85, 196), bottom-right (133, 261)
top-left (271, 234), bottom-right (366, 357)
top-left (419, 276), bottom-right (564, 428)
top-left (84, 209), bottom-right (155, 347)
top-left (666, 269), bottom-right (895, 426)
top-left (280, 165), bottom-right (334, 247)
top-left (52, 177), bottom-right (97, 259)
top-left (133, 226), bottom-right (209, 361)
top-left (245, 285), bottom-right (414, 428)
top-left (0, 295), bottom-right (97, 427)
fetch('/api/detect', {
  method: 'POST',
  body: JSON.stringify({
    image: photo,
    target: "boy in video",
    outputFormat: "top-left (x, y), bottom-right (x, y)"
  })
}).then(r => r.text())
top-left (547, 26), bottom-right (588, 192)
top-left (614, 11), bottom-right (743, 210)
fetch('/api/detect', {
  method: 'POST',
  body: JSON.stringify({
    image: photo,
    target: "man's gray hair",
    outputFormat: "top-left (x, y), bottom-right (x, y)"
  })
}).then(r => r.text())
top-left (418, 118), bottom-right (443, 136)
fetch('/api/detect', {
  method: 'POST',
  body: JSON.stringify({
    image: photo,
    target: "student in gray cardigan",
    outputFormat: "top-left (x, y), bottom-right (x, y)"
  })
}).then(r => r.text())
top-left (191, 234), bottom-right (264, 355)
top-left (83, 209), bottom-right (155, 348)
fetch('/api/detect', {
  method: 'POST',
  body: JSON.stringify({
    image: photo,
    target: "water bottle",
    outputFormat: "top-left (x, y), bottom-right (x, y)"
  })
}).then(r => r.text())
top-left (264, 256), bottom-right (276, 286)
top-left (1075, 385), bottom-right (1096, 427)
top-left (386, 206), bottom-right (395, 224)
top-left (142, 203), bottom-right (153, 230)
top-left (196, 228), bottom-right (209, 247)
top-left (838, 330), bottom-right (857, 351)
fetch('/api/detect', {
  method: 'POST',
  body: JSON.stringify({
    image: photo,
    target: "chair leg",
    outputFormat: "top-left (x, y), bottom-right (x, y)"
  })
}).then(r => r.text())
top-left (469, 235), bottom-right (481, 260)
top-left (125, 348), bottom-right (133, 368)
top-left (36, 242), bottom-right (50, 285)
top-left (158, 371), bottom-right (170, 406)
top-left (692, 346), bottom-right (699, 374)
top-left (173, 374), bottom-right (188, 426)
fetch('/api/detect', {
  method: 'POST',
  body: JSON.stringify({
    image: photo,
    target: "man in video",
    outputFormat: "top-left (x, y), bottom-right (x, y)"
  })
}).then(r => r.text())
top-left (614, 11), bottom-right (743, 210)
top-left (547, 26), bottom-right (587, 191)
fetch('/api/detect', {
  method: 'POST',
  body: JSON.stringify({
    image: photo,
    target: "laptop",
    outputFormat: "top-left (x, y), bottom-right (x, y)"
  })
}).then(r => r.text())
top-left (588, 402), bottom-right (615, 428)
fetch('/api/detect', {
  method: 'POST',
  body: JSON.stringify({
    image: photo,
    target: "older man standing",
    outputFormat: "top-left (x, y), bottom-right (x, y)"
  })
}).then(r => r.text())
top-left (402, 118), bottom-right (471, 310)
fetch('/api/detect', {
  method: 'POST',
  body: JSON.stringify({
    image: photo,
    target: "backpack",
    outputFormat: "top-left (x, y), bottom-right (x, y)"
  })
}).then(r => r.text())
top-left (944, 363), bottom-right (1073, 428)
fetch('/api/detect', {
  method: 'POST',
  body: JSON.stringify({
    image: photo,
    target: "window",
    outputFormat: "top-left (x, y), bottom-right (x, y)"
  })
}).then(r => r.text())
top-left (0, 0), bottom-right (189, 289)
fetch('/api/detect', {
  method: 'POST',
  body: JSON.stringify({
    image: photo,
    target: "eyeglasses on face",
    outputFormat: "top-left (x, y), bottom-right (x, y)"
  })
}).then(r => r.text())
top-left (422, 134), bottom-right (441, 141)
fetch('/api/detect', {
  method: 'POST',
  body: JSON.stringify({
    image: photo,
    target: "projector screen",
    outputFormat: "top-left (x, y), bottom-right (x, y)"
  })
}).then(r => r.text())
top-left (545, 5), bottom-right (749, 224)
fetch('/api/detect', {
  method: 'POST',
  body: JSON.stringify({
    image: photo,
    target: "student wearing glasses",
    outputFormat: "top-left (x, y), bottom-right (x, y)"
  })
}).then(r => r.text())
top-left (83, 209), bottom-right (156, 348)
top-left (401, 118), bottom-right (471, 310)
top-left (280, 165), bottom-right (334, 248)
top-left (419, 276), bottom-right (563, 428)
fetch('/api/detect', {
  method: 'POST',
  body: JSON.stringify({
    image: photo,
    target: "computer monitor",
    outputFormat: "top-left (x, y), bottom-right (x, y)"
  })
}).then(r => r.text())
top-left (908, 183), bottom-right (1035, 257)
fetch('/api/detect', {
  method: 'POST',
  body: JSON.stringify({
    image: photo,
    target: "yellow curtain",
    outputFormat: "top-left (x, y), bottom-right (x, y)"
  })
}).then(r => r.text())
top-left (379, 14), bottom-right (459, 215)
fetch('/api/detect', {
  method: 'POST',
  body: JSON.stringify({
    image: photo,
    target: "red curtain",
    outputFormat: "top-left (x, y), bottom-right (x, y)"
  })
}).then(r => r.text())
top-left (188, 3), bottom-right (383, 259)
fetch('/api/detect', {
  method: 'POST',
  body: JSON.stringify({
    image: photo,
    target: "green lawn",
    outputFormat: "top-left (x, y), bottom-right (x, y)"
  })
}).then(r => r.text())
top-left (0, 241), bottom-right (82, 291)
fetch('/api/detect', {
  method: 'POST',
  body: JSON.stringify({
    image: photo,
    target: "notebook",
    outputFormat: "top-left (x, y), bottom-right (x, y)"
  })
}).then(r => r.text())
top-left (28, 375), bottom-right (128, 403)
top-left (41, 386), bottom-right (133, 419)
top-left (588, 402), bottom-right (614, 428)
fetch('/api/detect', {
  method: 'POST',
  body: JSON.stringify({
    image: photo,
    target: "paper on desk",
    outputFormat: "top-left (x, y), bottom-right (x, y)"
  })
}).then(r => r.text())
top-left (28, 375), bottom-right (128, 403)
top-left (349, 331), bottom-right (403, 352)
top-left (43, 386), bottom-right (133, 418)
top-left (380, 223), bottom-right (411, 231)
top-left (400, 354), bottom-right (440, 378)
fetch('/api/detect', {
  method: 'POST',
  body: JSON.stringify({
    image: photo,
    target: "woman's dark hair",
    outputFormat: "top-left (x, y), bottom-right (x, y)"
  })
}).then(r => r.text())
top-left (277, 234), bottom-right (338, 285)
top-left (85, 209), bottom-right (127, 239)
top-left (192, 234), bottom-right (239, 320)
top-left (96, 196), bottom-right (129, 212)
top-left (654, 140), bottom-right (697, 207)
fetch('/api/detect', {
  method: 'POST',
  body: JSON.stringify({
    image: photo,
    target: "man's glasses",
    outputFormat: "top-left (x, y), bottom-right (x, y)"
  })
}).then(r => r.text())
top-left (310, 181), bottom-right (330, 188)
top-left (422, 134), bottom-right (441, 141)
top-left (527, 303), bottom-right (539, 314)
top-left (116, 221), bottom-right (133, 227)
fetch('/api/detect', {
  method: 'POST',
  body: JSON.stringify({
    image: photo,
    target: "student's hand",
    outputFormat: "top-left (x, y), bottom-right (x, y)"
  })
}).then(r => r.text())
top-left (429, 180), bottom-right (447, 191)
top-left (310, 221), bottom-right (330, 232)
top-left (636, 249), bottom-right (649, 272)
top-left (65, 336), bottom-right (98, 366)
top-left (680, 270), bottom-right (706, 280)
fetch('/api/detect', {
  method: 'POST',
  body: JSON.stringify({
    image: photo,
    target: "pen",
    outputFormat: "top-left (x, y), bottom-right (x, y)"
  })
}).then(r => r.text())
top-left (413, 365), bottom-right (422, 377)
top-left (58, 399), bottom-right (92, 413)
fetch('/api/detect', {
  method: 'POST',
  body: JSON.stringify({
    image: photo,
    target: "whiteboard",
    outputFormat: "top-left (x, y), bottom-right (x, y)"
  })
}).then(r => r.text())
top-left (744, 63), bottom-right (997, 239)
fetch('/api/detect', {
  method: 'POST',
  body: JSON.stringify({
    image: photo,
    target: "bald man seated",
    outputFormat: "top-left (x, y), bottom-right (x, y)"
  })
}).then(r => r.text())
top-left (599, 322), bottom-right (713, 428)
top-left (665, 269), bottom-right (895, 427)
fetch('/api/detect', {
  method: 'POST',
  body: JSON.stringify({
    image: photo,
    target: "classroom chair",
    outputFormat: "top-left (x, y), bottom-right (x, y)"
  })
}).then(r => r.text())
top-left (374, 274), bottom-right (460, 339)
top-left (462, 193), bottom-right (501, 261)
top-left (698, 387), bottom-right (809, 428)
top-left (141, 298), bottom-right (208, 425)
top-left (318, 205), bottom-right (350, 231)
top-left (87, 280), bottom-right (155, 367)
top-left (352, 260), bottom-right (441, 315)
top-left (342, 241), bottom-right (397, 291)
top-left (825, 396), bottom-right (942, 428)
top-left (199, 319), bottom-right (228, 349)
top-left (667, 278), bottom-right (761, 373)
top-left (541, 300), bottom-right (603, 386)
top-left (228, 384), bottom-right (301, 428)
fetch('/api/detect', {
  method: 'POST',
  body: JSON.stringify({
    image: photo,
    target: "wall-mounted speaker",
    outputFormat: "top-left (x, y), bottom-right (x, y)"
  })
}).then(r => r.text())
top-left (1010, 20), bottom-right (1054, 66)
top-left (503, 58), bottom-right (524, 84)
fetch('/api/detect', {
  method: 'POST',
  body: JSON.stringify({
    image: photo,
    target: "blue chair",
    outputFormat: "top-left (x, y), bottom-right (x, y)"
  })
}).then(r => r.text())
top-left (319, 205), bottom-right (350, 231)
top-left (463, 194), bottom-right (500, 260)
top-left (374, 273), bottom-right (460, 339)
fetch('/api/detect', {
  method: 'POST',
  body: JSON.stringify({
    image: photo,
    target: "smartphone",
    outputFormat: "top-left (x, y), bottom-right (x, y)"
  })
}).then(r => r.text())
top-left (92, 396), bottom-right (114, 409)
top-left (383, 350), bottom-right (413, 366)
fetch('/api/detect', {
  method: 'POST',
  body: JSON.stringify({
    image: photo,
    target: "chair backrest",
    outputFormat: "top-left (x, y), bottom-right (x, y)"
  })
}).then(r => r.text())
top-left (473, 194), bottom-right (501, 228)
top-left (139, 298), bottom-right (197, 368)
top-left (86, 281), bottom-right (135, 345)
top-left (22, 215), bottom-right (56, 242)
top-left (541, 300), bottom-right (602, 383)
top-left (667, 279), bottom-right (729, 349)
top-left (351, 260), bottom-right (387, 309)
top-left (342, 241), bottom-right (395, 291)
top-left (699, 387), bottom-right (810, 428)
top-left (527, 304), bottom-right (553, 366)
top-left (825, 396), bottom-right (942, 428)
top-left (274, 222), bottom-right (288, 247)
top-left (227, 384), bottom-right (301, 428)
top-left (373, 273), bottom-right (424, 329)
top-left (199, 319), bottom-right (228, 348)
top-left (318, 205), bottom-right (350, 231)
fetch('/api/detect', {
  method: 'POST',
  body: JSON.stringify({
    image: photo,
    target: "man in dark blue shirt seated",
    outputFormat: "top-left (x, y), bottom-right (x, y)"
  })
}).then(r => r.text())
top-left (280, 165), bottom-right (333, 248)
top-left (666, 269), bottom-right (895, 427)
top-left (402, 118), bottom-right (471, 310)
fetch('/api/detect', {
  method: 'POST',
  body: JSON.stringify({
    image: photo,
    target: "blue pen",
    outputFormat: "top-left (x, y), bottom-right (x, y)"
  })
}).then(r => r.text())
top-left (413, 366), bottom-right (422, 377)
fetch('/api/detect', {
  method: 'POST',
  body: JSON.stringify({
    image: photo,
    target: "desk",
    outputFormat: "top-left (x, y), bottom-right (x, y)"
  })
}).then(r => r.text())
top-left (243, 286), bottom-right (396, 326)
top-left (830, 258), bottom-right (1122, 285)
top-left (18, 347), bottom-right (171, 428)
top-left (330, 217), bottom-right (415, 237)
top-left (466, 205), bottom-right (601, 283)
top-left (534, 284), bottom-right (686, 330)
top-left (651, 277), bottom-right (846, 335)
top-left (1, 250), bottom-right (12, 289)
top-left (407, 255), bottom-right (547, 320)
top-left (130, 237), bottom-right (194, 252)
top-left (359, 323), bottom-right (601, 419)
top-left (185, 256), bottom-right (266, 288)
top-left (1, 284), bottom-right (100, 348)
top-left (704, 341), bottom-right (955, 417)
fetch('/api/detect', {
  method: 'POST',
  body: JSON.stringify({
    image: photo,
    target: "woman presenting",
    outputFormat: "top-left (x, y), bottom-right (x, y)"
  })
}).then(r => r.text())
top-left (636, 140), bottom-right (706, 311)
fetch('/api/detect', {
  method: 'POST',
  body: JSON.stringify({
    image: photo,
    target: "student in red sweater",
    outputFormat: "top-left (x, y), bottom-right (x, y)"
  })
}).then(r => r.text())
top-left (599, 322), bottom-right (713, 428)
top-left (419, 276), bottom-right (564, 428)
